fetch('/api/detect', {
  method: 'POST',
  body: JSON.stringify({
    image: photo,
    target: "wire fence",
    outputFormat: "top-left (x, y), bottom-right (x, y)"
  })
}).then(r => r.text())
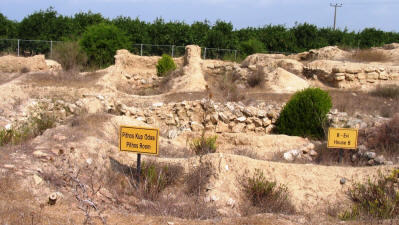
top-left (0, 39), bottom-right (239, 60)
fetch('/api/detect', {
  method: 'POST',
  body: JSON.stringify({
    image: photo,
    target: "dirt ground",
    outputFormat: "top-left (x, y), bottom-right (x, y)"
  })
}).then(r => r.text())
top-left (1, 45), bottom-right (399, 224)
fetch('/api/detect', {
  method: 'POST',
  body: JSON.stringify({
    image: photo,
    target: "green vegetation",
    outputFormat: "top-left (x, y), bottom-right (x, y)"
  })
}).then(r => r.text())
top-left (340, 169), bottom-right (399, 220)
top-left (52, 41), bottom-right (87, 71)
top-left (239, 38), bottom-right (265, 56)
top-left (275, 87), bottom-right (332, 140)
top-left (0, 105), bottom-right (56, 146)
top-left (79, 23), bottom-right (129, 67)
top-left (244, 169), bottom-right (295, 214)
top-left (190, 134), bottom-right (217, 156)
top-left (156, 54), bottom-right (176, 77)
top-left (1, 8), bottom-right (399, 63)
top-left (139, 161), bottom-right (183, 200)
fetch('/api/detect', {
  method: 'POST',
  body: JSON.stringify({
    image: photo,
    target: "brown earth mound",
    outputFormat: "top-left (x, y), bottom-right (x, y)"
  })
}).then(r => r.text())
top-left (0, 55), bottom-right (48, 72)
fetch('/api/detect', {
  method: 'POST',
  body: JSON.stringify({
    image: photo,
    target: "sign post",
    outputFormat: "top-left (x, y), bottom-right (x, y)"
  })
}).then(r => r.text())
top-left (119, 126), bottom-right (159, 185)
top-left (327, 128), bottom-right (358, 163)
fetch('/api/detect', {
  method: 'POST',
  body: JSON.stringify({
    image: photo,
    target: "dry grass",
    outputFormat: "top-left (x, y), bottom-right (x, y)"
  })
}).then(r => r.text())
top-left (349, 49), bottom-right (391, 62)
top-left (247, 72), bottom-right (265, 88)
top-left (364, 115), bottom-right (399, 161)
top-left (329, 90), bottom-right (399, 117)
top-left (25, 70), bottom-right (105, 88)
top-left (370, 84), bottom-right (399, 99)
top-left (241, 169), bottom-right (296, 215)
top-left (219, 72), bottom-right (245, 102)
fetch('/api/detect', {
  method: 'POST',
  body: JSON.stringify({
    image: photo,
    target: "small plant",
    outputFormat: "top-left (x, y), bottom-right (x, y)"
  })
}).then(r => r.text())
top-left (185, 162), bottom-right (213, 197)
top-left (139, 161), bottom-right (183, 200)
top-left (52, 41), bottom-right (88, 71)
top-left (275, 87), bottom-right (332, 140)
top-left (243, 169), bottom-right (295, 214)
top-left (341, 169), bottom-right (399, 220)
top-left (219, 72), bottom-right (245, 102)
top-left (190, 134), bottom-right (217, 156)
top-left (367, 114), bottom-right (399, 157)
top-left (247, 72), bottom-right (265, 88)
top-left (370, 84), bottom-right (399, 99)
top-left (20, 66), bottom-right (30, 73)
top-left (0, 103), bottom-right (56, 146)
top-left (156, 54), bottom-right (176, 77)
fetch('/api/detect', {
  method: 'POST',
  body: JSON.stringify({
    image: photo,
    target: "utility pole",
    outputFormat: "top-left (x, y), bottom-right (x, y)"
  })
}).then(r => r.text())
top-left (330, 3), bottom-right (343, 30)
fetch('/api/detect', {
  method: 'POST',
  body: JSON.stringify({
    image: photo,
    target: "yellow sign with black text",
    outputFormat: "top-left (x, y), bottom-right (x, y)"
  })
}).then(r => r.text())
top-left (327, 128), bottom-right (358, 149)
top-left (119, 126), bottom-right (159, 155)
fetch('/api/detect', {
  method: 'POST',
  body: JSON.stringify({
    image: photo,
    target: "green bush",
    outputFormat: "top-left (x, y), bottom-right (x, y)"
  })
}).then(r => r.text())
top-left (244, 169), bottom-right (295, 214)
top-left (340, 169), bottom-right (399, 220)
top-left (275, 87), bottom-right (332, 139)
top-left (190, 134), bottom-right (217, 156)
top-left (239, 38), bottom-right (265, 56)
top-left (156, 54), bottom-right (176, 77)
top-left (79, 23), bottom-right (129, 68)
top-left (52, 41), bottom-right (87, 71)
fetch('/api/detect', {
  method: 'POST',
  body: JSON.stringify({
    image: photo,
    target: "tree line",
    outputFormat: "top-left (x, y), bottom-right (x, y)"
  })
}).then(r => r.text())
top-left (1, 7), bottom-right (399, 58)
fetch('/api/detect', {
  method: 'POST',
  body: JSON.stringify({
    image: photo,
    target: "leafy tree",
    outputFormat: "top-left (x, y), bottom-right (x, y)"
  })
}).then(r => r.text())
top-left (79, 23), bottom-right (129, 67)
top-left (72, 11), bottom-right (105, 36)
top-left (156, 54), bottom-right (176, 77)
top-left (0, 13), bottom-right (17, 38)
top-left (239, 38), bottom-right (265, 56)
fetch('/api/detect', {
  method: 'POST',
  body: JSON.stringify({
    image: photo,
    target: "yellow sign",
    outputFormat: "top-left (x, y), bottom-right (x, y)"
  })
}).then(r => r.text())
top-left (327, 128), bottom-right (358, 149)
top-left (119, 126), bottom-right (159, 155)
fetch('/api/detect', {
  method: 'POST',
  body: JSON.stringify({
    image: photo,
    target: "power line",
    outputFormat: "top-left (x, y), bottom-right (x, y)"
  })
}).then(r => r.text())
top-left (330, 3), bottom-right (343, 30)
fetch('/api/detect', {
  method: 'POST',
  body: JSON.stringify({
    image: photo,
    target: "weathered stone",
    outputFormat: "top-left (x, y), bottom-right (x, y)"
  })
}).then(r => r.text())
top-left (265, 125), bottom-right (275, 134)
top-left (245, 123), bottom-right (255, 131)
top-left (236, 116), bottom-right (246, 122)
top-left (210, 113), bottom-right (219, 124)
top-left (190, 122), bottom-right (203, 132)
top-left (257, 110), bottom-right (267, 118)
top-left (374, 155), bottom-right (385, 165)
top-left (345, 73), bottom-right (355, 81)
top-left (367, 72), bottom-right (379, 80)
top-left (253, 118), bottom-right (263, 127)
top-left (357, 73), bottom-right (366, 80)
top-left (216, 122), bottom-right (229, 133)
top-left (365, 151), bottom-right (376, 159)
top-left (231, 123), bottom-right (245, 133)
top-left (218, 112), bottom-right (229, 123)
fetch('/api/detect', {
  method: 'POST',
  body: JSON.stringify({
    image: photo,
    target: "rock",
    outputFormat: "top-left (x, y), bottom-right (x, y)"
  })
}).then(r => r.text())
top-left (374, 155), bottom-right (385, 165)
top-left (309, 150), bottom-right (318, 157)
top-left (86, 158), bottom-right (93, 165)
top-left (33, 150), bottom-right (50, 159)
top-left (4, 164), bottom-right (15, 169)
top-left (33, 174), bottom-right (43, 185)
top-left (190, 122), bottom-right (203, 132)
top-left (48, 192), bottom-right (58, 205)
top-left (257, 110), bottom-right (267, 118)
top-left (218, 112), bottom-right (229, 123)
top-left (5, 123), bottom-right (12, 131)
top-left (367, 159), bottom-right (375, 166)
top-left (358, 145), bottom-right (367, 152)
top-left (216, 122), bottom-right (229, 133)
top-left (152, 102), bottom-right (164, 107)
top-left (231, 123), bottom-right (245, 133)
top-left (227, 198), bottom-right (236, 207)
top-left (365, 151), bottom-right (376, 159)
top-left (340, 178), bottom-right (346, 185)
top-left (167, 129), bottom-right (179, 139)
top-left (236, 116), bottom-right (246, 122)
top-left (253, 118), bottom-right (263, 127)
top-left (262, 118), bottom-right (272, 127)
top-left (283, 152), bottom-right (294, 161)
top-left (210, 113), bottom-right (219, 124)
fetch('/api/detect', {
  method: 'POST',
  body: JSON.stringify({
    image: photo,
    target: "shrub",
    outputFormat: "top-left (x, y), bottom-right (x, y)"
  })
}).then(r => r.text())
top-left (243, 169), bottom-right (295, 214)
top-left (80, 23), bottom-right (129, 68)
top-left (370, 84), bottom-right (399, 99)
top-left (367, 114), bottom-right (399, 156)
top-left (185, 162), bottom-right (213, 196)
top-left (219, 72), bottom-right (245, 102)
top-left (0, 104), bottom-right (56, 146)
top-left (52, 41), bottom-right (87, 71)
top-left (139, 161), bottom-right (183, 200)
top-left (341, 169), bottom-right (399, 220)
top-left (156, 54), bottom-right (176, 77)
top-left (190, 134), bottom-right (217, 156)
top-left (247, 72), bottom-right (265, 88)
top-left (20, 67), bottom-right (30, 73)
top-left (275, 87), bottom-right (332, 140)
top-left (239, 38), bottom-right (266, 56)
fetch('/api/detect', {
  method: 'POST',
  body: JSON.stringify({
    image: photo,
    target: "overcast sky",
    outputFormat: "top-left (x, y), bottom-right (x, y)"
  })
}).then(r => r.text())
top-left (1, 0), bottom-right (398, 32)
